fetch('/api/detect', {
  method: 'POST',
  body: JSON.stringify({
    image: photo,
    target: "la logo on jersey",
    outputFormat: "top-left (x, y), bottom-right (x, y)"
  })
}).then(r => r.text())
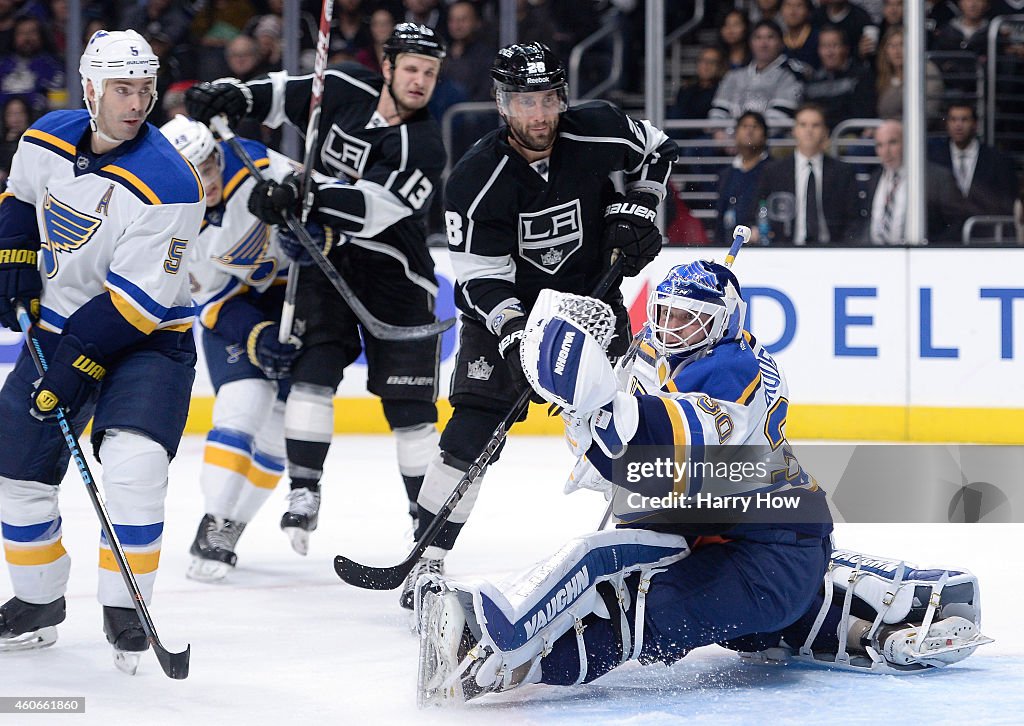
top-left (41, 192), bottom-right (102, 278)
top-left (518, 199), bottom-right (582, 275)
top-left (321, 123), bottom-right (371, 179)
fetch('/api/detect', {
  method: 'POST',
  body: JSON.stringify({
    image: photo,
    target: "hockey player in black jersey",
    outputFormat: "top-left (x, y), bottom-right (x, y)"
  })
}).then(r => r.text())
top-left (400, 42), bottom-right (679, 608)
top-left (186, 24), bottom-right (448, 555)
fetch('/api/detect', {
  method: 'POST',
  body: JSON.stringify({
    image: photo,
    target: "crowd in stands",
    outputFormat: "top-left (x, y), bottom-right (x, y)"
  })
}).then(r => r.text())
top-left (667, 0), bottom-right (1024, 244)
top-left (1, 0), bottom-right (1023, 244)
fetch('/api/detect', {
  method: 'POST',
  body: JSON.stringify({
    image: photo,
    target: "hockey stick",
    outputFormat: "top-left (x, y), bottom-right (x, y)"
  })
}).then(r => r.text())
top-left (277, 0), bottom-right (334, 344)
top-left (334, 258), bottom-right (626, 590)
top-left (209, 115), bottom-right (454, 341)
top-left (15, 305), bottom-right (189, 679)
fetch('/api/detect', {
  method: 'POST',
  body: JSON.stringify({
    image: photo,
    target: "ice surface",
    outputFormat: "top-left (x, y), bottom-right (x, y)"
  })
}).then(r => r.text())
top-left (1, 435), bottom-right (1021, 725)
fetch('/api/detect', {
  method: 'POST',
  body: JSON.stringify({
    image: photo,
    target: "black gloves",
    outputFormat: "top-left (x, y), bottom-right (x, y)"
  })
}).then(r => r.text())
top-left (603, 191), bottom-right (663, 277)
top-left (496, 314), bottom-right (544, 404)
top-left (277, 222), bottom-right (336, 267)
top-left (30, 335), bottom-right (105, 420)
top-left (185, 78), bottom-right (253, 127)
top-left (0, 245), bottom-right (41, 331)
top-left (248, 174), bottom-right (302, 227)
top-left (247, 321), bottom-right (301, 380)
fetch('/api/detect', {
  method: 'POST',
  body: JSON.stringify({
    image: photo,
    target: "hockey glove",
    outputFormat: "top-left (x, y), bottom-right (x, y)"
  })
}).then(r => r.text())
top-left (603, 191), bottom-right (663, 277)
top-left (277, 222), bottom-right (337, 267)
top-left (185, 78), bottom-right (253, 127)
top-left (29, 335), bottom-right (105, 420)
top-left (247, 321), bottom-right (302, 379)
top-left (0, 245), bottom-right (41, 331)
top-left (248, 174), bottom-right (302, 227)
top-left (496, 314), bottom-right (545, 404)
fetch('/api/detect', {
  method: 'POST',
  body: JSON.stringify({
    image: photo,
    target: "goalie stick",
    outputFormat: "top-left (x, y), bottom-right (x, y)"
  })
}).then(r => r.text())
top-left (277, 0), bottom-right (332, 344)
top-left (15, 306), bottom-right (190, 679)
top-left (334, 258), bottom-right (626, 590)
top-left (208, 116), bottom-right (455, 342)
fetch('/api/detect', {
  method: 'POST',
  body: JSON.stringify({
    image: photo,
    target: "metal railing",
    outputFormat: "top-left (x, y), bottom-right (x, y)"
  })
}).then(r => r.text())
top-left (567, 10), bottom-right (624, 101)
top-left (962, 215), bottom-right (1018, 244)
top-left (986, 14), bottom-right (1024, 145)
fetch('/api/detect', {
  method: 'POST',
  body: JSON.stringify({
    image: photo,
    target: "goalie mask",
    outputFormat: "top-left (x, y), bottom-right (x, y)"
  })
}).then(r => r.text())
top-left (80, 30), bottom-right (159, 139)
top-left (647, 261), bottom-right (745, 360)
top-left (159, 114), bottom-right (224, 205)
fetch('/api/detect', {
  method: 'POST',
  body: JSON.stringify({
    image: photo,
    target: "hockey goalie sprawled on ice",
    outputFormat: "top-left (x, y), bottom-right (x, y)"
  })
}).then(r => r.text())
top-left (416, 261), bottom-right (992, 705)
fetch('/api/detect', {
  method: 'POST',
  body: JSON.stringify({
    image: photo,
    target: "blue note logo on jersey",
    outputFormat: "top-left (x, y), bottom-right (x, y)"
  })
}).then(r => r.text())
top-left (215, 220), bottom-right (277, 285)
top-left (41, 192), bottom-right (102, 279)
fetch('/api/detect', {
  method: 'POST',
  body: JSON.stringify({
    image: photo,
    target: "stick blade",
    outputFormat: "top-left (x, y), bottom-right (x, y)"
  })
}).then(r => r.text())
top-left (334, 555), bottom-right (412, 590)
top-left (154, 642), bottom-right (191, 680)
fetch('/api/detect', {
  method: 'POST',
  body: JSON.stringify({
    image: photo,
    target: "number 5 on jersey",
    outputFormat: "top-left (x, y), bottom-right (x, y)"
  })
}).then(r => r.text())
top-left (164, 238), bottom-right (188, 274)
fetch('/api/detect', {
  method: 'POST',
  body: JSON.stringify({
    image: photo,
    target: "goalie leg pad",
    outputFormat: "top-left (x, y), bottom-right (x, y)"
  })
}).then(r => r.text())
top-left (441, 529), bottom-right (690, 691)
top-left (758, 547), bottom-right (993, 673)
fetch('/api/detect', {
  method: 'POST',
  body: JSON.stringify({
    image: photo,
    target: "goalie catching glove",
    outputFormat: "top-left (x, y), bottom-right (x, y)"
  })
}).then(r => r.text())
top-left (520, 289), bottom-right (639, 458)
top-left (247, 321), bottom-right (301, 380)
top-left (603, 191), bottom-right (663, 277)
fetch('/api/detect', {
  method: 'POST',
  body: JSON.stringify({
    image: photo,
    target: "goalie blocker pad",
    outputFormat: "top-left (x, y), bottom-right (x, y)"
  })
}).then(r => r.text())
top-left (743, 547), bottom-right (991, 674)
top-left (444, 529), bottom-right (690, 688)
top-left (521, 289), bottom-right (618, 417)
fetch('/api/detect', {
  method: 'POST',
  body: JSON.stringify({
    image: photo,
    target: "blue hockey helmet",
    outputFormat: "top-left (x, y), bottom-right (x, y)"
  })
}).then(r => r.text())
top-left (646, 261), bottom-right (745, 358)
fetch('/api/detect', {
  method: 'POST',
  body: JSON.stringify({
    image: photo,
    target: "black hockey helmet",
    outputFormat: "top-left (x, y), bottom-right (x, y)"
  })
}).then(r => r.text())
top-left (383, 23), bottom-right (446, 63)
top-left (491, 42), bottom-right (567, 93)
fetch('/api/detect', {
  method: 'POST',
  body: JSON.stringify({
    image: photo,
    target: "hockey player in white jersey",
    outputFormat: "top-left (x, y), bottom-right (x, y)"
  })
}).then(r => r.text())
top-left (159, 114), bottom-right (303, 581)
top-left (416, 262), bottom-right (991, 704)
top-left (0, 30), bottom-right (205, 673)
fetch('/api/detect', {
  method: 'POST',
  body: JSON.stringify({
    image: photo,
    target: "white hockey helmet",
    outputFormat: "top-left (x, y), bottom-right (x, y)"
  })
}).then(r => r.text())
top-left (80, 30), bottom-right (160, 125)
top-left (159, 114), bottom-right (223, 172)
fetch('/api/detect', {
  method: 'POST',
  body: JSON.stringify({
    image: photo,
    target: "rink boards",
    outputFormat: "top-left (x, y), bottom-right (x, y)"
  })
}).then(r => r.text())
top-left (0, 247), bottom-right (1020, 443)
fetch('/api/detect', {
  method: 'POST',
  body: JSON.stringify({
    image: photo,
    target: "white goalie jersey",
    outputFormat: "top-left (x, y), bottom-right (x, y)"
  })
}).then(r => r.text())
top-left (189, 139), bottom-right (297, 331)
top-left (7, 110), bottom-right (205, 335)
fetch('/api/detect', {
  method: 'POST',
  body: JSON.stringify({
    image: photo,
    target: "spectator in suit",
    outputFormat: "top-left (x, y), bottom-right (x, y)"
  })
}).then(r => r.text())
top-left (865, 119), bottom-right (968, 244)
top-left (710, 19), bottom-right (804, 130)
top-left (716, 110), bottom-right (772, 245)
top-left (804, 24), bottom-right (877, 132)
top-left (928, 102), bottom-right (1019, 216)
top-left (750, 102), bottom-right (862, 244)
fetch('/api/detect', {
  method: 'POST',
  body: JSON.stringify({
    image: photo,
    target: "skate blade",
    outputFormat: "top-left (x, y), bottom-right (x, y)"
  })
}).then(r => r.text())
top-left (113, 648), bottom-right (143, 675)
top-left (283, 527), bottom-right (309, 556)
top-left (0, 626), bottom-right (58, 652)
top-left (910, 631), bottom-right (995, 663)
top-left (187, 556), bottom-right (232, 582)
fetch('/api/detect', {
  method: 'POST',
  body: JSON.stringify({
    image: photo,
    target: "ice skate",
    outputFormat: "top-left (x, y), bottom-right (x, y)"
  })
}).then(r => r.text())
top-left (187, 514), bottom-right (247, 582)
top-left (883, 616), bottom-right (993, 667)
top-left (0, 596), bottom-right (65, 652)
top-left (280, 487), bottom-right (320, 556)
top-left (103, 606), bottom-right (149, 675)
top-left (400, 557), bottom-right (444, 611)
top-left (417, 589), bottom-right (486, 706)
